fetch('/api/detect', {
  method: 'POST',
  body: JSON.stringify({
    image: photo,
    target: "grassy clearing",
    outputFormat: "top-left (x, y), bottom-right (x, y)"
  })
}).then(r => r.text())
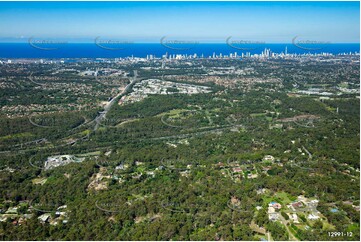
top-left (77, 151), bottom-right (101, 157)
top-left (250, 113), bottom-right (266, 117)
top-left (266, 116), bottom-right (273, 122)
top-left (0, 132), bottom-right (34, 141)
top-left (262, 191), bottom-right (295, 207)
top-left (156, 109), bottom-right (189, 118)
top-left (32, 177), bottom-right (47, 185)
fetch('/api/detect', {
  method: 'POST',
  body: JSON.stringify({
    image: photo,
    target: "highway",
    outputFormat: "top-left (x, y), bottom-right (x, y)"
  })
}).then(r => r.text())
top-left (93, 70), bottom-right (139, 131)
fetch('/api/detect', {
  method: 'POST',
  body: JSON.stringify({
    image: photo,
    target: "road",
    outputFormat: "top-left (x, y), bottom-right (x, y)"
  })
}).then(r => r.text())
top-left (27, 70), bottom-right (139, 132)
top-left (302, 145), bottom-right (312, 160)
top-left (93, 70), bottom-right (139, 131)
top-left (28, 72), bottom-right (45, 86)
top-left (28, 116), bottom-right (52, 128)
top-left (278, 213), bottom-right (299, 241)
top-left (3, 71), bottom-right (141, 155)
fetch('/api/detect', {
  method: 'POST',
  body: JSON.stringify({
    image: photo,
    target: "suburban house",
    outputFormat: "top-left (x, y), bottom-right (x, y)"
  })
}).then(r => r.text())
top-left (268, 206), bottom-right (278, 221)
top-left (269, 202), bottom-right (282, 210)
top-left (307, 213), bottom-right (320, 220)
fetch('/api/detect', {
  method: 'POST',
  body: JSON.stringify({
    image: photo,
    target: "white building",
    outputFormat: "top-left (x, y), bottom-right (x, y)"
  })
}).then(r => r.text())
top-left (307, 214), bottom-right (320, 220)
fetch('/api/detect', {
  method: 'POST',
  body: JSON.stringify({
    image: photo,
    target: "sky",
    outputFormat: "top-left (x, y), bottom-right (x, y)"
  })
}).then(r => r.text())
top-left (0, 1), bottom-right (359, 43)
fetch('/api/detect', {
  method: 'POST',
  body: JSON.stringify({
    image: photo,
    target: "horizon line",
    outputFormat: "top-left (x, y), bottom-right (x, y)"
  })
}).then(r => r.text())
top-left (0, 42), bottom-right (360, 44)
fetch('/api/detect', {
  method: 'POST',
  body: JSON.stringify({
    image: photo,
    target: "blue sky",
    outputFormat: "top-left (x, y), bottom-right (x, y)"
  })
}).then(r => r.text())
top-left (0, 1), bottom-right (359, 43)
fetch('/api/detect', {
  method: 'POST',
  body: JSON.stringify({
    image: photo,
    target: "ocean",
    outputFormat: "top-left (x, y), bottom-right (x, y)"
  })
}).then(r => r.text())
top-left (0, 43), bottom-right (359, 59)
